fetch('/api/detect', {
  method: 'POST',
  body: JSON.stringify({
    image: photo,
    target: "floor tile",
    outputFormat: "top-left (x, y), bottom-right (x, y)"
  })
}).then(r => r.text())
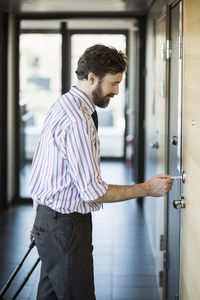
top-left (112, 286), bottom-right (159, 300)
top-left (113, 275), bottom-right (157, 287)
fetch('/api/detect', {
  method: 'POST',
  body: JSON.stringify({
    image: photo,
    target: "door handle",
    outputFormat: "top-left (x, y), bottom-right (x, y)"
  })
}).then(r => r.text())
top-left (173, 196), bottom-right (185, 209)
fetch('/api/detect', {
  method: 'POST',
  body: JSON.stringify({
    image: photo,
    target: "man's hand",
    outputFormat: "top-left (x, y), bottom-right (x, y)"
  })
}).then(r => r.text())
top-left (91, 174), bottom-right (174, 204)
top-left (144, 174), bottom-right (173, 197)
top-left (29, 200), bottom-right (38, 242)
top-left (29, 226), bottom-right (34, 242)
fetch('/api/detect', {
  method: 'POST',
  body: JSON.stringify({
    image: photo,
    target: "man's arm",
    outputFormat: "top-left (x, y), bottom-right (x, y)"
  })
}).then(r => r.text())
top-left (91, 174), bottom-right (173, 204)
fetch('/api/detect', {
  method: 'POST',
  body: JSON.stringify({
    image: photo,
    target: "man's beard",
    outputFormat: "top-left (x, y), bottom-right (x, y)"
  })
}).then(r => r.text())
top-left (92, 83), bottom-right (115, 108)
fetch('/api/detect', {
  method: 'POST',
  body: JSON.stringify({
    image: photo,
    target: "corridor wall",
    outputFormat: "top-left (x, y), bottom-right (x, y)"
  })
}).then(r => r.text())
top-left (144, 0), bottom-right (200, 299)
top-left (180, 0), bottom-right (200, 298)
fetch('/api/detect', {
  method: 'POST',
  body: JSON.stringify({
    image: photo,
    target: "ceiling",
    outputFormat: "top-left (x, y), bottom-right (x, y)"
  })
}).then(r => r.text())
top-left (0, 0), bottom-right (153, 15)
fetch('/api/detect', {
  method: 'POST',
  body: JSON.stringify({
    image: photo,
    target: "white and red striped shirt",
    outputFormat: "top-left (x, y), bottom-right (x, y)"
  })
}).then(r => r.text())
top-left (29, 86), bottom-right (108, 214)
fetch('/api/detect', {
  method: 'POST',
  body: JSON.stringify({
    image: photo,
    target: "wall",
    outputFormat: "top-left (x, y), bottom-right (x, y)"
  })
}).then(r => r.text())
top-left (145, 0), bottom-right (200, 299)
top-left (0, 12), bottom-right (8, 210)
top-left (7, 15), bottom-right (17, 204)
top-left (180, 0), bottom-right (200, 298)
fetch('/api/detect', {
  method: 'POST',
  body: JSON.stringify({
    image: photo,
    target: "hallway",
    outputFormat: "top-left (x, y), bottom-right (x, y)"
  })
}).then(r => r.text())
top-left (0, 162), bottom-right (159, 300)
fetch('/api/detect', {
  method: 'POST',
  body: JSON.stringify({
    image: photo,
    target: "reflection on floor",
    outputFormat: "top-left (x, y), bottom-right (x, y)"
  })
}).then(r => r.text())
top-left (0, 162), bottom-right (159, 300)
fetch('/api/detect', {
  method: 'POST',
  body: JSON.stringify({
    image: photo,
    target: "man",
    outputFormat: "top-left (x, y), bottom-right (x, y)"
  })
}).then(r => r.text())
top-left (29, 44), bottom-right (173, 300)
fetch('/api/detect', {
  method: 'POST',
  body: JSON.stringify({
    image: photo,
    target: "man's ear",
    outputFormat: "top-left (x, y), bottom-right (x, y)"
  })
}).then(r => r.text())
top-left (88, 72), bottom-right (98, 86)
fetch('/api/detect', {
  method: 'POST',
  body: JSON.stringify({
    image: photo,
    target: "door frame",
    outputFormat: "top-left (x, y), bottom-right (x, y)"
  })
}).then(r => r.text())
top-left (165, 0), bottom-right (183, 298)
top-left (133, 17), bottom-right (146, 185)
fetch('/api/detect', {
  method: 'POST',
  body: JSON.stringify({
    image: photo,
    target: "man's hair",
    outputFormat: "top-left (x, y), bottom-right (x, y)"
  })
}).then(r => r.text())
top-left (75, 44), bottom-right (128, 80)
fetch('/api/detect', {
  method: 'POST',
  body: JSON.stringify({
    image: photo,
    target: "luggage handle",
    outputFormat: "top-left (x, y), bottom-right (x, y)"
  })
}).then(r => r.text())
top-left (0, 240), bottom-right (40, 299)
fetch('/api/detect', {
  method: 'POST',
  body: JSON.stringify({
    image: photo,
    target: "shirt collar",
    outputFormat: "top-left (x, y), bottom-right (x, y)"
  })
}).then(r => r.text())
top-left (70, 86), bottom-right (96, 115)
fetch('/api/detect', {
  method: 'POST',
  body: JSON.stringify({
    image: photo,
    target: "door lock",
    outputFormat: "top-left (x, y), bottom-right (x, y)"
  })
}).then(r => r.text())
top-left (171, 136), bottom-right (178, 145)
top-left (150, 142), bottom-right (159, 149)
top-left (173, 196), bottom-right (185, 209)
top-left (171, 170), bottom-right (186, 183)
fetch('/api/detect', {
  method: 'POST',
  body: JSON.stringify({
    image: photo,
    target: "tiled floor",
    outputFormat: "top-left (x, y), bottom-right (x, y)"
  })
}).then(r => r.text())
top-left (0, 162), bottom-right (159, 300)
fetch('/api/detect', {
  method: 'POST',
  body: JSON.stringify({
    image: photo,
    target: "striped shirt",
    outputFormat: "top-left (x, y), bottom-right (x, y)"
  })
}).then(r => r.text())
top-left (29, 86), bottom-right (108, 214)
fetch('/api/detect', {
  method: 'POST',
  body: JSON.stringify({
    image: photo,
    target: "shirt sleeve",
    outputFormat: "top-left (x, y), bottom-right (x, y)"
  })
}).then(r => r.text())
top-left (57, 119), bottom-right (108, 202)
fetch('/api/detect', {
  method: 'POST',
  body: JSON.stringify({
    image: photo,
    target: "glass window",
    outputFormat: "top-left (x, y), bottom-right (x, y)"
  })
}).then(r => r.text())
top-left (71, 34), bottom-right (126, 157)
top-left (19, 34), bottom-right (62, 197)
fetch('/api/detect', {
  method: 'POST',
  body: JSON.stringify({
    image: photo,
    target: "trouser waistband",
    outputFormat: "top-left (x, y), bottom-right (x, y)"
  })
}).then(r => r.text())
top-left (37, 204), bottom-right (91, 220)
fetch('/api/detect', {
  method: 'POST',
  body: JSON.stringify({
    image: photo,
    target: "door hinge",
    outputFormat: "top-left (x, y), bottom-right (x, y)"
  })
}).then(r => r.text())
top-left (175, 294), bottom-right (179, 300)
top-left (179, 36), bottom-right (183, 59)
top-left (166, 40), bottom-right (172, 59)
top-left (163, 250), bottom-right (169, 269)
top-left (160, 234), bottom-right (165, 251)
top-left (159, 270), bottom-right (165, 287)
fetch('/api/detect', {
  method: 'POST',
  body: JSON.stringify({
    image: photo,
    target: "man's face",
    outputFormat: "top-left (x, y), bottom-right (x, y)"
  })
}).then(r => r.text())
top-left (92, 73), bottom-right (123, 108)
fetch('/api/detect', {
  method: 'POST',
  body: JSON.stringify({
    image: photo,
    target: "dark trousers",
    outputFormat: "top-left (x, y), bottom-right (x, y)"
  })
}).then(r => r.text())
top-left (33, 205), bottom-right (96, 300)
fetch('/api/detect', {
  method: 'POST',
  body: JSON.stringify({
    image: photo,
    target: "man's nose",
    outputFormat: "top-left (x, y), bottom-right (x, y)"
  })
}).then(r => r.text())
top-left (113, 85), bottom-right (119, 95)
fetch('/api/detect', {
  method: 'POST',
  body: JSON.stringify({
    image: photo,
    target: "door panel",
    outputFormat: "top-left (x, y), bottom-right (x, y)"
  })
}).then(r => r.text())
top-left (144, 14), bottom-right (167, 299)
top-left (155, 15), bottom-right (167, 177)
top-left (166, 1), bottom-right (183, 299)
top-left (155, 14), bottom-right (167, 299)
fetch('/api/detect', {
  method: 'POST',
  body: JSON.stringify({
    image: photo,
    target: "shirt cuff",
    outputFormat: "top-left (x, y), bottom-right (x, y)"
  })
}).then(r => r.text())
top-left (80, 177), bottom-right (108, 202)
